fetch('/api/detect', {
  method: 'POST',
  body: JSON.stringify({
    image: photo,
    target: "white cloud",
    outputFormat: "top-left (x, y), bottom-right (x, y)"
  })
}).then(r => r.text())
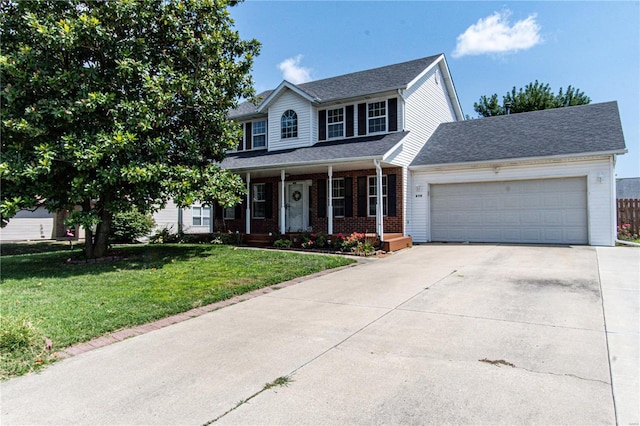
top-left (278, 55), bottom-right (312, 84)
top-left (452, 10), bottom-right (542, 58)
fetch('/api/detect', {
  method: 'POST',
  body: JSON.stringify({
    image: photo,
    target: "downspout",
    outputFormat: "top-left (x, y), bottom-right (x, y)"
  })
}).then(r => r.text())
top-left (328, 166), bottom-right (333, 235)
top-left (245, 173), bottom-right (251, 235)
top-left (373, 159), bottom-right (384, 240)
top-left (280, 170), bottom-right (286, 234)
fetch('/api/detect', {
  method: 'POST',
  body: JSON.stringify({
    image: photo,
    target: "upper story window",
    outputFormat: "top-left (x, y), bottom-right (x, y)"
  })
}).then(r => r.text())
top-left (252, 120), bottom-right (266, 148)
top-left (368, 101), bottom-right (386, 133)
top-left (327, 108), bottom-right (344, 139)
top-left (281, 110), bottom-right (298, 139)
top-left (192, 205), bottom-right (211, 226)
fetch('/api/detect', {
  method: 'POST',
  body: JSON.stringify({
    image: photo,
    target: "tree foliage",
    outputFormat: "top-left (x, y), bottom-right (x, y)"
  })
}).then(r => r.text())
top-left (1, 0), bottom-right (260, 258)
top-left (473, 80), bottom-right (591, 117)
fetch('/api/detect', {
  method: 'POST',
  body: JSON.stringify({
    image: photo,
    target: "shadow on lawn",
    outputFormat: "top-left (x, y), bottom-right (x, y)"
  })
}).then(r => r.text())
top-left (1, 244), bottom-right (214, 280)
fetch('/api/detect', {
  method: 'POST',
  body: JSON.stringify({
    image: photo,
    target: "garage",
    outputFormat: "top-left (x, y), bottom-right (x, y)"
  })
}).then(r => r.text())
top-left (430, 177), bottom-right (588, 244)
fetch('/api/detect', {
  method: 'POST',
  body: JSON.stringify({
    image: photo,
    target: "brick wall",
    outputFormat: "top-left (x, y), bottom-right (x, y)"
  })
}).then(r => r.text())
top-left (215, 167), bottom-right (404, 235)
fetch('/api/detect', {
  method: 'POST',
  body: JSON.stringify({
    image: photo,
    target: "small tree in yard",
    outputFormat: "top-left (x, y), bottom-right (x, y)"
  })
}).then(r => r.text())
top-left (1, 0), bottom-right (259, 258)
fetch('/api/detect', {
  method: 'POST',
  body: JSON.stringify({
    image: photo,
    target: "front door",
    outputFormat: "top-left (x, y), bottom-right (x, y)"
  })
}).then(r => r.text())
top-left (286, 182), bottom-right (307, 232)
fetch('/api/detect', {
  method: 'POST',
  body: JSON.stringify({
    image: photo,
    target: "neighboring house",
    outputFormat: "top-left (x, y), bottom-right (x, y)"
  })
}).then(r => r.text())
top-left (0, 208), bottom-right (75, 242)
top-left (616, 177), bottom-right (640, 199)
top-left (409, 102), bottom-right (626, 246)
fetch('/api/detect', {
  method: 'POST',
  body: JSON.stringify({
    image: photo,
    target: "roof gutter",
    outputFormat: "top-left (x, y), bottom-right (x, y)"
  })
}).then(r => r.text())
top-left (409, 149), bottom-right (629, 171)
top-left (226, 154), bottom-right (385, 174)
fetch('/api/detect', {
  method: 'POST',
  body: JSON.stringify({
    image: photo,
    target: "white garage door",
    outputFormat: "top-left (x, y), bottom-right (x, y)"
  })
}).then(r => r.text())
top-left (430, 177), bottom-right (588, 244)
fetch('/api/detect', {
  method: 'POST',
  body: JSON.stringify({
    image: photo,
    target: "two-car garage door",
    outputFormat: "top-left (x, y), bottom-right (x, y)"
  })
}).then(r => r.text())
top-left (430, 177), bottom-right (588, 244)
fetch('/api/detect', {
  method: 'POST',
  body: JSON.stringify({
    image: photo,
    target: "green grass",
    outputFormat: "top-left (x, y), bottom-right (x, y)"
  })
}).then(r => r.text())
top-left (0, 244), bottom-right (355, 379)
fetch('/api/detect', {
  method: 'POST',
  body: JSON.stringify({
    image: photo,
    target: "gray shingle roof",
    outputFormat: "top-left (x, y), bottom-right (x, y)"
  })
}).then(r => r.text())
top-left (221, 132), bottom-right (409, 170)
top-left (411, 102), bottom-right (626, 167)
top-left (228, 55), bottom-right (442, 119)
top-left (616, 178), bottom-right (640, 199)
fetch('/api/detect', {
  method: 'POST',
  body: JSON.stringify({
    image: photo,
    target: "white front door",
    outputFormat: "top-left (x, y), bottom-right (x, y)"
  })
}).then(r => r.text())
top-left (286, 182), bottom-right (307, 232)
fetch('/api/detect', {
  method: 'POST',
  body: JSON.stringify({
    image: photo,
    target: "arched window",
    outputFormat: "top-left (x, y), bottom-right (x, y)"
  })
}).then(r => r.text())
top-left (281, 110), bottom-right (298, 139)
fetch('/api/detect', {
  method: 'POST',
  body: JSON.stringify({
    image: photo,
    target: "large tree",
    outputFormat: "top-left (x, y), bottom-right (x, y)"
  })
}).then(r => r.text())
top-left (474, 80), bottom-right (591, 117)
top-left (1, 0), bottom-right (260, 258)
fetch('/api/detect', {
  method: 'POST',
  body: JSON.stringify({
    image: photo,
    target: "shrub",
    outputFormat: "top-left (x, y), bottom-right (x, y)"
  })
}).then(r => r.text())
top-left (617, 224), bottom-right (638, 241)
top-left (149, 227), bottom-right (180, 244)
top-left (274, 238), bottom-right (292, 249)
top-left (109, 208), bottom-right (156, 243)
top-left (0, 316), bottom-right (52, 379)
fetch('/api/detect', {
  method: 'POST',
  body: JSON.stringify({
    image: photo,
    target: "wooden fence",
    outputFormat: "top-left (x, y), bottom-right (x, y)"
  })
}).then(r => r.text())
top-left (617, 199), bottom-right (640, 236)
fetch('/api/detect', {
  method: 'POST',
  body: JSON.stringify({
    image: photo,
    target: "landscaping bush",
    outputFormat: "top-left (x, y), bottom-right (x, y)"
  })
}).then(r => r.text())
top-left (109, 208), bottom-right (156, 243)
top-left (273, 238), bottom-right (292, 249)
top-left (149, 227), bottom-right (180, 244)
top-left (617, 223), bottom-right (639, 241)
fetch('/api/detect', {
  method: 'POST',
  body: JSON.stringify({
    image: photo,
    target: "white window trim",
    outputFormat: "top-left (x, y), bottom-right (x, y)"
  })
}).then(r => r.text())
top-left (252, 183), bottom-right (266, 219)
top-left (367, 100), bottom-right (387, 135)
top-left (367, 175), bottom-right (388, 217)
top-left (326, 107), bottom-right (345, 139)
top-left (252, 120), bottom-right (267, 149)
top-left (332, 177), bottom-right (345, 218)
top-left (281, 109), bottom-right (298, 139)
top-left (192, 205), bottom-right (212, 226)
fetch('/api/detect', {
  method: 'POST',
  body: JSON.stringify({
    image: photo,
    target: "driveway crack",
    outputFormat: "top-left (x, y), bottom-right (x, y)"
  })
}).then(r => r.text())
top-left (479, 358), bottom-right (610, 385)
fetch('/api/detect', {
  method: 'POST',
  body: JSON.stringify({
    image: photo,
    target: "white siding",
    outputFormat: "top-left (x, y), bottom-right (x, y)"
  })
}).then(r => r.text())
top-left (267, 89), bottom-right (312, 151)
top-left (390, 63), bottom-right (457, 167)
top-left (152, 199), bottom-right (180, 233)
top-left (408, 157), bottom-right (617, 246)
top-left (0, 208), bottom-right (54, 241)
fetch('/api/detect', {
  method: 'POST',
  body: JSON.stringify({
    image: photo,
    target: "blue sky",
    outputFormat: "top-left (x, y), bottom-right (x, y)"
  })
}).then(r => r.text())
top-left (230, 1), bottom-right (639, 178)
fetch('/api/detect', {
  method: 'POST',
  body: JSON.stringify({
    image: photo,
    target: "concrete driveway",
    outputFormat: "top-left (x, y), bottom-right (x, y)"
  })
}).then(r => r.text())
top-left (2, 244), bottom-right (638, 425)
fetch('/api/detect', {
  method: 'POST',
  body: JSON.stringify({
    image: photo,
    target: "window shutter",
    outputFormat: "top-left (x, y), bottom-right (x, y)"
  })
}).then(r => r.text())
top-left (357, 103), bottom-right (367, 136)
top-left (387, 174), bottom-right (397, 217)
top-left (317, 179), bottom-right (326, 218)
top-left (357, 176), bottom-right (367, 217)
top-left (235, 202), bottom-right (242, 219)
top-left (245, 122), bottom-right (252, 150)
top-left (388, 98), bottom-right (398, 132)
top-left (344, 177), bottom-right (353, 217)
top-left (264, 183), bottom-right (273, 219)
top-left (318, 110), bottom-right (326, 141)
top-left (345, 105), bottom-right (354, 137)
top-left (214, 203), bottom-right (223, 220)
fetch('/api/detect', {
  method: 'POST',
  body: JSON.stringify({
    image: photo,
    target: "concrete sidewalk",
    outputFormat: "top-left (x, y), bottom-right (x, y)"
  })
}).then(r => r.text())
top-left (1, 245), bottom-right (638, 425)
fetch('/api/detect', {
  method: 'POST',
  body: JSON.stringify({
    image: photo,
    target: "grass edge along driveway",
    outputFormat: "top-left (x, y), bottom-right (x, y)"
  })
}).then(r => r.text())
top-left (0, 244), bottom-right (355, 379)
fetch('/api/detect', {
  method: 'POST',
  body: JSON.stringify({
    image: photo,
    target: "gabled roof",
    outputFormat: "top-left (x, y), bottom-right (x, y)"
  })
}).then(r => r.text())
top-left (221, 131), bottom-right (409, 171)
top-left (228, 54), bottom-right (443, 119)
top-left (411, 102), bottom-right (627, 167)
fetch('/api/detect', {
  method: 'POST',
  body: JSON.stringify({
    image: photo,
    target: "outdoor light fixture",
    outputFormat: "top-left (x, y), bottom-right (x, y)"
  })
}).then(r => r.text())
top-left (597, 174), bottom-right (604, 183)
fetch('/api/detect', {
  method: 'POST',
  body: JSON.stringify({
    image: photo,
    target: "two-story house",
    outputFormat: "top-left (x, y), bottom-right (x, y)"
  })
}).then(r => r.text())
top-left (155, 54), bottom-right (463, 249)
top-left (152, 52), bottom-right (626, 248)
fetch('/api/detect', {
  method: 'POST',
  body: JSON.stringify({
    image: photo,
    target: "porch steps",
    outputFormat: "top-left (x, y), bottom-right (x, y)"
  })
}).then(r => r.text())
top-left (382, 233), bottom-right (412, 252)
top-left (244, 234), bottom-right (276, 247)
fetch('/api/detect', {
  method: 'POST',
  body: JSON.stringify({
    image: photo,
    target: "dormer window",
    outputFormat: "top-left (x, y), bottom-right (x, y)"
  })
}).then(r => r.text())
top-left (327, 108), bottom-right (344, 138)
top-left (368, 101), bottom-right (387, 133)
top-left (281, 110), bottom-right (298, 139)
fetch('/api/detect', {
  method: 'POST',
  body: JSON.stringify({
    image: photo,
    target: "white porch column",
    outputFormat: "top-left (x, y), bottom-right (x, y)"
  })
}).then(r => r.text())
top-left (374, 159), bottom-right (384, 239)
top-left (327, 166), bottom-right (333, 235)
top-left (280, 170), bottom-right (286, 234)
top-left (245, 173), bottom-right (251, 234)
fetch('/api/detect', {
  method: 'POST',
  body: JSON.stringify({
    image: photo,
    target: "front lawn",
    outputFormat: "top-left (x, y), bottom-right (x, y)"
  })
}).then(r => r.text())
top-left (0, 244), bottom-right (355, 379)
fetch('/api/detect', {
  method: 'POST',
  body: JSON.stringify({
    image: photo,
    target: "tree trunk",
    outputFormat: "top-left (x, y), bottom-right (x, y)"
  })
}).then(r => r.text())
top-left (84, 227), bottom-right (94, 259)
top-left (92, 210), bottom-right (112, 258)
